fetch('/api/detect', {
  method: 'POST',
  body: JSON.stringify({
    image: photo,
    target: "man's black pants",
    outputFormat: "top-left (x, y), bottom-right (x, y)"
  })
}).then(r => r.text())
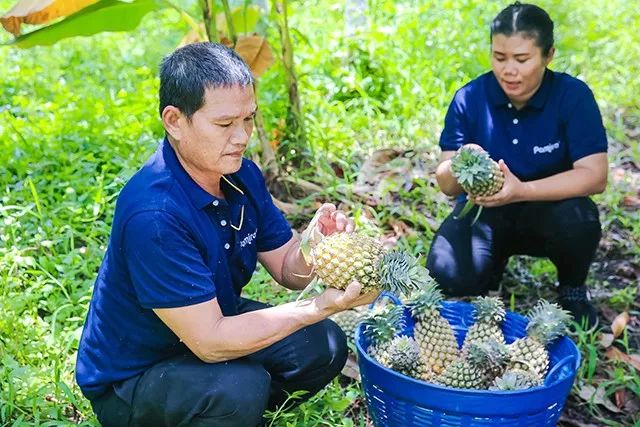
top-left (426, 197), bottom-right (601, 296)
top-left (90, 298), bottom-right (348, 427)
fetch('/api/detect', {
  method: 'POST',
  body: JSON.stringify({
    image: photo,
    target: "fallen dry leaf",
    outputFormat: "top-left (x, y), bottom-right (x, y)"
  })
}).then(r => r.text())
top-left (624, 395), bottom-right (640, 414)
top-left (614, 389), bottom-right (626, 409)
top-left (611, 311), bottom-right (630, 338)
top-left (611, 167), bottom-right (626, 184)
top-left (599, 333), bottom-right (614, 348)
top-left (576, 384), bottom-right (622, 413)
top-left (621, 195), bottom-right (640, 209)
top-left (1, 0), bottom-right (97, 35)
top-left (605, 347), bottom-right (640, 371)
top-left (341, 353), bottom-right (360, 381)
top-left (557, 418), bottom-right (601, 427)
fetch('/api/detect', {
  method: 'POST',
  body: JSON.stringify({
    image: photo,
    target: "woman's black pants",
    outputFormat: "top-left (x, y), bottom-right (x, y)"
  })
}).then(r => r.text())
top-left (89, 298), bottom-right (348, 427)
top-left (426, 197), bottom-right (601, 296)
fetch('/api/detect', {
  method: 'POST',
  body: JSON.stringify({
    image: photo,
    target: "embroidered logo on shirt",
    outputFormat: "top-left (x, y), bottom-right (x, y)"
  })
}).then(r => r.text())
top-left (533, 141), bottom-right (560, 154)
top-left (239, 230), bottom-right (257, 248)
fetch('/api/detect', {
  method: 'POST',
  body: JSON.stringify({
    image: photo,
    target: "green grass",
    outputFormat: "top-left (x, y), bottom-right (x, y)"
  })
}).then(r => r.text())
top-left (1, 0), bottom-right (639, 425)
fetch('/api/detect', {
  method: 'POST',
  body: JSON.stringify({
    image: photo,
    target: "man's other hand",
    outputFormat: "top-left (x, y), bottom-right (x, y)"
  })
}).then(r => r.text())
top-left (315, 281), bottom-right (380, 315)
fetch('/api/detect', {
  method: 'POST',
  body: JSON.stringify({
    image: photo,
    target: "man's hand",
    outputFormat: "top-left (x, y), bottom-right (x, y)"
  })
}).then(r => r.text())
top-left (314, 281), bottom-right (380, 315)
top-left (473, 160), bottom-right (526, 207)
top-left (310, 203), bottom-right (354, 236)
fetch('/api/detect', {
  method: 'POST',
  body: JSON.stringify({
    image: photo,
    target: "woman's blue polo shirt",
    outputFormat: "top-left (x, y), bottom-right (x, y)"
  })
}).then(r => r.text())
top-left (440, 69), bottom-right (607, 181)
top-left (75, 139), bottom-right (292, 399)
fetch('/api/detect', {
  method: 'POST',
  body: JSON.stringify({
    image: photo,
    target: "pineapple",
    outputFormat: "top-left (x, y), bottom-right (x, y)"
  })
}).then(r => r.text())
top-left (300, 230), bottom-right (430, 296)
top-left (408, 283), bottom-right (460, 375)
top-left (436, 339), bottom-right (510, 389)
top-left (330, 309), bottom-right (364, 342)
top-left (385, 335), bottom-right (429, 380)
top-left (450, 146), bottom-right (504, 224)
top-left (361, 304), bottom-right (405, 366)
top-left (489, 366), bottom-right (542, 391)
top-left (507, 300), bottom-right (572, 381)
top-left (461, 296), bottom-right (506, 353)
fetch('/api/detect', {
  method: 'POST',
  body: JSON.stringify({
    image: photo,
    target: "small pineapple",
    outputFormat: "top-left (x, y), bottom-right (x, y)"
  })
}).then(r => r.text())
top-left (436, 339), bottom-right (509, 389)
top-left (330, 309), bottom-right (364, 342)
top-left (507, 300), bottom-right (572, 380)
top-left (450, 146), bottom-right (505, 224)
top-left (408, 283), bottom-right (460, 375)
top-left (301, 231), bottom-right (430, 296)
top-left (461, 296), bottom-right (506, 353)
top-left (385, 335), bottom-right (429, 380)
top-left (489, 366), bottom-right (542, 391)
top-left (361, 304), bottom-right (405, 366)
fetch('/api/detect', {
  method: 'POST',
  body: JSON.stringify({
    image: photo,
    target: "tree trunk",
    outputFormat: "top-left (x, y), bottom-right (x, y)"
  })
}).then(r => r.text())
top-left (200, 0), bottom-right (217, 42)
top-left (271, 0), bottom-right (311, 172)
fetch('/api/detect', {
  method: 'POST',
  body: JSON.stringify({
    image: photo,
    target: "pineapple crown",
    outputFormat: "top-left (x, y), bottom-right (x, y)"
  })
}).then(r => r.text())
top-left (361, 304), bottom-right (405, 345)
top-left (450, 146), bottom-right (501, 192)
top-left (387, 336), bottom-right (421, 369)
top-left (490, 369), bottom-right (538, 391)
top-left (466, 338), bottom-right (510, 368)
top-left (472, 296), bottom-right (506, 324)
top-left (526, 300), bottom-right (572, 344)
top-left (407, 281), bottom-right (443, 319)
top-left (378, 251), bottom-right (432, 297)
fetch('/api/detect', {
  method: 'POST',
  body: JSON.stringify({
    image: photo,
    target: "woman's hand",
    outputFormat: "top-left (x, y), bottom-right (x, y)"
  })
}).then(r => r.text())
top-left (473, 160), bottom-right (527, 207)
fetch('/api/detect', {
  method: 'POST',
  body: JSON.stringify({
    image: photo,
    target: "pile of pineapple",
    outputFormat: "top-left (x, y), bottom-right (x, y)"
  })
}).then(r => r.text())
top-left (361, 282), bottom-right (572, 391)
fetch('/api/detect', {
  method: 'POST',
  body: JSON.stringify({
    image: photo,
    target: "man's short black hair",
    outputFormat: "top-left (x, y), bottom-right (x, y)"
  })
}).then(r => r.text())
top-left (491, 2), bottom-right (555, 56)
top-left (159, 42), bottom-right (254, 119)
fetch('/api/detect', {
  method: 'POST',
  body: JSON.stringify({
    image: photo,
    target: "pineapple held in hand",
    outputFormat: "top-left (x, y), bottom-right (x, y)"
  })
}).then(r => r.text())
top-left (507, 300), bottom-right (572, 381)
top-left (450, 146), bottom-right (505, 224)
top-left (301, 230), bottom-right (430, 296)
top-left (461, 296), bottom-right (506, 353)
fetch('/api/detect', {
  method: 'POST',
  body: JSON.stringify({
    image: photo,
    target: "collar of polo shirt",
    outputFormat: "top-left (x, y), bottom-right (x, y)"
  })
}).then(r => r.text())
top-left (163, 138), bottom-right (246, 230)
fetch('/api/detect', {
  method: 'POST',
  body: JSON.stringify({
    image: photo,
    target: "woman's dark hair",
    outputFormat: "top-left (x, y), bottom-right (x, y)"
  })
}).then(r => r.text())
top-left (159, 42), bottom-right (254, 119)
top-left (491, 2), bottom-right (554, 56)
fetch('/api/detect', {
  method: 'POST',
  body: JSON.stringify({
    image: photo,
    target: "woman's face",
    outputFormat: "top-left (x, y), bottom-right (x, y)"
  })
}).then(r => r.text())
top-left (491, 33), bottom-right (554, 108)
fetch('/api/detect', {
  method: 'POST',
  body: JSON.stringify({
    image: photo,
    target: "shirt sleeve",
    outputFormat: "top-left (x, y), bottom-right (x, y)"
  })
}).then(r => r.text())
top-left (565, 84), bottom-right (608, 162)
top-left (122, 210), bottom-right (216, 309)
top-left (439, 89), bottom-right (471, 152)
top-left (244, 161), bottom-right (293, 252)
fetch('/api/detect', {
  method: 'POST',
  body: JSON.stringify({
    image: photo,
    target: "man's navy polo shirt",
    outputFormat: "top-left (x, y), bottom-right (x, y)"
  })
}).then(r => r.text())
top-left (440, 69), bottom-right (607, 182)
top-left (76, 138), bottom-right (292, 400)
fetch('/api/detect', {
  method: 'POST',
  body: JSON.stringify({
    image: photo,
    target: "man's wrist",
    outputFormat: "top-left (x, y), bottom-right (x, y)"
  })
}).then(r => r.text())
top-left (297, 296), bottom-right (334, 325)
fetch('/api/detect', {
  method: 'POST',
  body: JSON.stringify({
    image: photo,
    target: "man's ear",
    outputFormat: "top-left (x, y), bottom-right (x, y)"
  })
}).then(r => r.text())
top-left (162, 105), bottom-right (184, 141)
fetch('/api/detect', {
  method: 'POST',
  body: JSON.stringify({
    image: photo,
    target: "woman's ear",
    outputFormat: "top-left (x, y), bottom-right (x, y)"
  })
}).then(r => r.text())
top-left (545, 46), bottom-right (556, 65)
top-left (162, 106), bottom-right (183, 141)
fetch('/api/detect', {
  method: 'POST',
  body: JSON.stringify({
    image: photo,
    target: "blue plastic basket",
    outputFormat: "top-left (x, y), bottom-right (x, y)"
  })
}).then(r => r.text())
top-left (355, 299), bottom-right (581, 427)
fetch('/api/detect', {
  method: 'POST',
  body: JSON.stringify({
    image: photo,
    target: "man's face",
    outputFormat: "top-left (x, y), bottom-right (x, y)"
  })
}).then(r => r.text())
top-left (491, 33), bottom-right (553, 107)
top-left (172, 84), bottom-right (256, 180)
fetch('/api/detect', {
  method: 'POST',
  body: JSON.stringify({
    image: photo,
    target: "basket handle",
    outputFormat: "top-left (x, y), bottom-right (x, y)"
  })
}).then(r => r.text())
top-left (370, 291), bottom-right (402, 307)
top-left (544, 355), bottom-right (575, 387)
